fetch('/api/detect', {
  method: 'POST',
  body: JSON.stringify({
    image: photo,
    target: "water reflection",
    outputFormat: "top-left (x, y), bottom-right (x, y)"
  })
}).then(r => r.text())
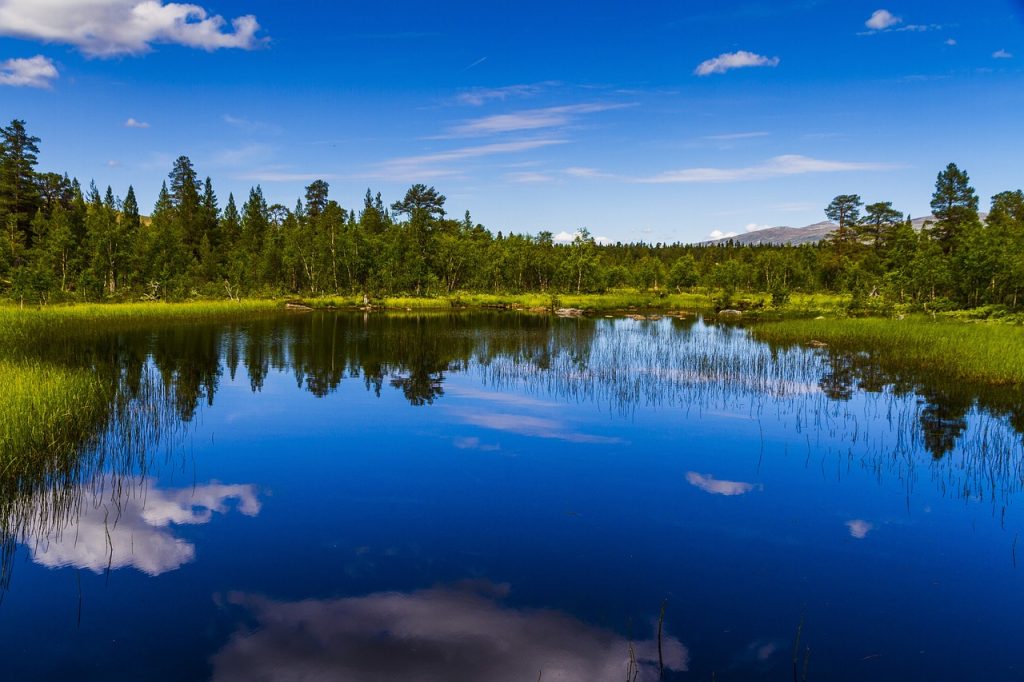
top-left (685, 472), bottom-right (761, 496)
top-left (4, 311), bottom-right (1023, 584)
top-left (18, 478), bottom-right (260, 576)
top-left (212, 582), bottom-right (688, 682)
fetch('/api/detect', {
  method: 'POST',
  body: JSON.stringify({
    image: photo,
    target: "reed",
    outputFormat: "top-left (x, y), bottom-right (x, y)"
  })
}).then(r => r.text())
top-left (753, 316), bottom-right (1024, 386)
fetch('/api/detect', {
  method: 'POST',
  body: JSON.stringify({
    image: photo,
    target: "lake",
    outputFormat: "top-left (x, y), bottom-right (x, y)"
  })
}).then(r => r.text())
top-left (1, 311), bottom-right (1022, 681)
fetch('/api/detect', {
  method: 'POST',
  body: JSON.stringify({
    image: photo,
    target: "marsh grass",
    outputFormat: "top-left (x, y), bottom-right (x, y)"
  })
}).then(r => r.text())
top-left (753, 316), bottom-right (1024, 386)
top-left (0, 300), bottom-right (281, 353)
top-left (0, 360), bottom-right (108, 475)
top-left (306, 290), bottom-right (721, 312)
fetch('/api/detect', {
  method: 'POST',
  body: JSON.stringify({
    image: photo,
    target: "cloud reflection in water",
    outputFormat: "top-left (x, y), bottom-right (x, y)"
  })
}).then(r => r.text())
top-left (21, 480), bottom-right (260, 576)
top-left (212, 582), bottom-right (688, 681)
top-left (686, 472), bottom-right (760, 496)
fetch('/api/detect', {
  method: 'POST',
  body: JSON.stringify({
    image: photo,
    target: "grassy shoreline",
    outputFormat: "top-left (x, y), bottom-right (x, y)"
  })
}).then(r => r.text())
top-left (752, 316), bottom-right (1024, 386)
top-left (1, 294), bottom-right (1022, 468)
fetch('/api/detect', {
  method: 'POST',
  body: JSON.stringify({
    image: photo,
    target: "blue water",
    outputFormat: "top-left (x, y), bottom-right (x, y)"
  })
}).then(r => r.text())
top-left (1, 313), bottom-right (1022, 680)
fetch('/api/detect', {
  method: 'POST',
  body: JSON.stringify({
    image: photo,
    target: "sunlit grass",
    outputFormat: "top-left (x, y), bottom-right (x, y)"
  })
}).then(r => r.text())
top-left (753, 316), bottom-right (1024, 386)
top-left (0, 360), bottom-right (108, 474)
top-left (0, 300), bottom-right (281, 353)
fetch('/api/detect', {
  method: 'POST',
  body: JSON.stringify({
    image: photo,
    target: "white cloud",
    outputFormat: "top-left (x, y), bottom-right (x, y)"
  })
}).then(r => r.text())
top-left (708, 230), bottom-right (738, 239)
top-left (745, 223), bottom-right (772, 232)
top-left (0, 54), bottom-right (58, 88)
top-left (694, 51), bottom-right (779, 76)
top-left (17, 479), bottom-right (260, 576)
top-left (124, 117), bottom-right (150, 128)
top-left (686, 472), bottom-right (759, 496)
top-left (992, 49), bottom-right (1013, 59)
top-left (0, 0), bottom-right (264, 57)
top-left (211, 584), bottom-right (689, 682)
top-left (447, 103), bottom-right (631, 136)
top-left (845, 519), bottom-right (873, 539)
top-left (866, 9), bottom-right (901, 30)
top-left (945, 39), bottom-right (957, 46)
top-left (638, 155), bottom-right (898, 184)
top-left (553, 230), bottom-right (576, 243)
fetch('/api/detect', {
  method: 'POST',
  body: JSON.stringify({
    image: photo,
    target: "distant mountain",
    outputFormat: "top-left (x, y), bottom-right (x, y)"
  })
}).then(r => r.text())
top-left (699, 215), bottom-right (948, 246)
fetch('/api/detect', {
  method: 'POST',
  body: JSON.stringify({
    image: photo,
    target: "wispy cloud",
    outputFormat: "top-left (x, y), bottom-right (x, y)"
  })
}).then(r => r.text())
top-left (371, 138), bottom-right (567, 181)
top-left (993, 49), bottom-right (1013, 59)
top-left (223, 113), bottom-right (278, 134)
top-left (865, 9), bottom-right (901, 30)
top-left (702, 131), bottom-right (770, 141)
top-left (456, 82), bottom-right (555, 106)
top-left (462, 55), bottom-right (487, 71)
top-left (446, 103), bottom-right (631, 136)
top-left (694, 51), bottom-right (779, 76)
top-left (0, 54), bottom-right (58, 88)
top-left (212, 143), bottom-right (274, 167)
top-left (0, 0), bottom-right (265, 57)
top-left (636, 155), bottom-right (900, 184)
top-left (455, 410), bottom-right (621, 443)
top-left (124, 117), bottom-right (150, 128)
top-left (564, 166), bottom-right (615, 179)
top-left (686, 472), bottom-right (760, 496)
top-left (505, 171), bottom-right (556, 184)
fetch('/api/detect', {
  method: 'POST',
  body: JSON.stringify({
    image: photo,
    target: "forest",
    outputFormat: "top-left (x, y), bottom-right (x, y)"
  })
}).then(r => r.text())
top-left (2, 118), bottom-right (1022, 310)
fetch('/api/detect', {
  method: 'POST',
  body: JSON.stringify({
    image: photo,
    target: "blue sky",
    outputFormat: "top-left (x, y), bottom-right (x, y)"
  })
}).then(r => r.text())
top-left (1, 0), bottom-right (1022, 243)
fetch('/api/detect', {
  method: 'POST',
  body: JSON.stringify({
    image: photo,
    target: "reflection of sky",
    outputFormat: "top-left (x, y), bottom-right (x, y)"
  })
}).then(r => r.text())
top-left (212, 583), bottom-right (688, 682)
top-left (845, 519), bottom-right (873, 539)
top-left (20, 480), bottom-right (260, 576)
top-left (5, 316), bottom-right (1024, 681)
top-left (686, 472), bottom-right (760, 496)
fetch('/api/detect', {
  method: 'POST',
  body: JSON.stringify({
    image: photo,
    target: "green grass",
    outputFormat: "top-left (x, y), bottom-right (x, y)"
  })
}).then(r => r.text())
top-left (0, 299), bottom-right (282, 353)
top-left (753, 316), bottom-right (1024, 386)
top-left (306, 289), bottom-right (724, 312)
top-left (0, 359), bottom-right (109, 475)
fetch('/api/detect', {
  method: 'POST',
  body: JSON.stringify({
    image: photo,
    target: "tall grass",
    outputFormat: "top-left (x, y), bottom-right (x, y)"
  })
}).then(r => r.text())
top-left (753, 316), bottom-right (1024, 386)
top-left (0, 360), bottom-right (108, 475)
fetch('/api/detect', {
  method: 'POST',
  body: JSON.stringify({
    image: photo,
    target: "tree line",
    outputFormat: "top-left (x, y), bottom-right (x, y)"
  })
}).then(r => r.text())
top-left (2, 119), bottom-right (1022, 309)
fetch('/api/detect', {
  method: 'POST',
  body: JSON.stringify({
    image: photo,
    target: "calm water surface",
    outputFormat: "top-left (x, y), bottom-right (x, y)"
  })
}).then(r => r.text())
top-left (1, 312), bottom-right (1022, 681)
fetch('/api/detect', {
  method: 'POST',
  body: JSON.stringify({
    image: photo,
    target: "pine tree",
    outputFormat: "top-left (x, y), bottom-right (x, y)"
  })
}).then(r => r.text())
top-left (929, 163), bottom-right (980, 254)
top-left (168, 155), bottom-right (202, 260)
top-left (0, 119), bottom-right (42, 248)
top-left (824, 195), bottom-right (863, 255)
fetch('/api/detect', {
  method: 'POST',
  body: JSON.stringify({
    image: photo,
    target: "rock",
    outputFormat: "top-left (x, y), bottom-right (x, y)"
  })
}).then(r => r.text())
top-left (808, 340), bottom-right (829, 348)
top-left (284, 302), bottom-right (313, 311)
top-left (718, 309), bottom-right (742, 318)
top-left (555, 308), bottom-right (584, 318)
